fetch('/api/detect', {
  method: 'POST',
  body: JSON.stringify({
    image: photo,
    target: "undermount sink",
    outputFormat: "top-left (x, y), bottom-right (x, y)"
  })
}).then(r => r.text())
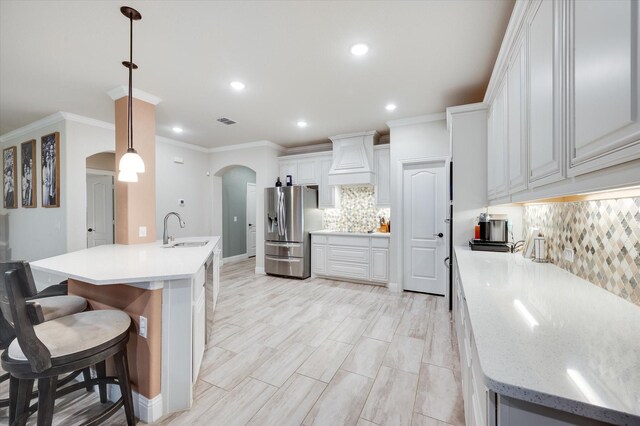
top-left (170, 240), bottom-right (209, 248)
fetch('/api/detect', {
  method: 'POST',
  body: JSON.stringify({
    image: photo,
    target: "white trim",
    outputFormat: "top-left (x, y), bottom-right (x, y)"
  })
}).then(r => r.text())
top-left (222, 253), bottom-right (249, 264)
top-left (209, 140), bottom-right (284, 153)
top-left (446, 103), bottom-right (489, 131)
top-left (255, 266), bottom-right (266, 275)
top-left (86, 168), bottom-right (115, 176)
top-left (329, 130), bottom-right (378, 140)
top-left (108, 385), bottom-right (163, 423)
top-left (107, 86), bottom-right (162, 105)
top-left (0, 112), bottom-right (65, 142)
top-left (282, 142), bottom-right (333, 156)
top-left (278, 150), bottom-right (332, 161)
top-left (61, 112), bottom-right (115, 130)
top-left (386, 113), bottom-right (446, 128)
top-left (387, 282), bottom-right (401, 293)
top-left (156, 135), bottom-right (209, 153)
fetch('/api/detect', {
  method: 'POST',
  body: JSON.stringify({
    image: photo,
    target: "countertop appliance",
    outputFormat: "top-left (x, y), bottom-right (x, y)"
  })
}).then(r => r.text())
top-left (470, 213), bottom-right (510, 252)
top-left (265, 186), bottom-right (321, 279)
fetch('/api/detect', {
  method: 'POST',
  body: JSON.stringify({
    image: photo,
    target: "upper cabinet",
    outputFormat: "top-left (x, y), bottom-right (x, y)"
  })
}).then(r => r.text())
top-left (319, 156), bottom-right (339, 209)
top-left (278, 152), bottom-right (338, 209)
top-left (483, 0), bottom-right (640, 203)
top-left (507, 30), bottom-right (528, 194)
top-left (527, 0), bottom-right (564, 187)
top-left (374, 146), bottom-right (390, 207)
top-left (567, 0), bottom-right (640, 175)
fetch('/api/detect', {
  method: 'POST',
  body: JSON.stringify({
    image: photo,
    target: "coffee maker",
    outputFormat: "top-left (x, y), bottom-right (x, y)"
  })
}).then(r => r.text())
top-left (470, 213), bottom-right (511, 252)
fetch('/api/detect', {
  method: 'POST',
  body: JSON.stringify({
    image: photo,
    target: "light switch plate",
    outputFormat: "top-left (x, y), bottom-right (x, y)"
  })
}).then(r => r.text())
top-left (139, 226), bottom-right (147, 237)
top-left (139, 316), bottom-right (147, 338)
top-left (564, 247), bottom-right (575, 263)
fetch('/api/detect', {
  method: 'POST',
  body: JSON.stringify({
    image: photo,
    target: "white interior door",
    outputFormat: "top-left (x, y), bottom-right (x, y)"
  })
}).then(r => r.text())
top-left (246, 183), bottom-right (256, 257)
top-left (403, 162), bottom-right (446, 295)
top-left (87, 174), bottom-right (114, 247)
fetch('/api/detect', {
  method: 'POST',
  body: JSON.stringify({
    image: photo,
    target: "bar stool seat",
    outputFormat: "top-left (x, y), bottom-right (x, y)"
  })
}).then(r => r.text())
top-left (7, 310), bottom-right (130, 362)
top-left (27, 295), bottom-right (87, 323)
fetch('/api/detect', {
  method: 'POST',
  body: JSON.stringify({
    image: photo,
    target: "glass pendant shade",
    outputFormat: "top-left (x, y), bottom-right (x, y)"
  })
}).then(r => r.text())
top-left (118, 169), bottom-right (138, 182)
top-left (119, 148), bottom-right (145, 173)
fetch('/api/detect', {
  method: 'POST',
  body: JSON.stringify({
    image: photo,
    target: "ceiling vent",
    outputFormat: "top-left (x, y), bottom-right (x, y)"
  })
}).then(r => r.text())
top-left (216, 117), bottom-right (237, 125)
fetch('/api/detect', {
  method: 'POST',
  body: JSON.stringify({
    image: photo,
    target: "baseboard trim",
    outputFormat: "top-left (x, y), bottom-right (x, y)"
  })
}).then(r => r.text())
top-left (108, 385), bottom-right (163, 423)
top-left (255, 266), bottom-right (266, 275)
top-left (222, 253), bottom-right (249, 264)
top-left (387, 282), bottom-right (401, 292)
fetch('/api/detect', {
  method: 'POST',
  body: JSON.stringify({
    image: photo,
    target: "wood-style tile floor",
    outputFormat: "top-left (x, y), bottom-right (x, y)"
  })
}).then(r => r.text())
top-left (0, 258), bottom-right (464, 426)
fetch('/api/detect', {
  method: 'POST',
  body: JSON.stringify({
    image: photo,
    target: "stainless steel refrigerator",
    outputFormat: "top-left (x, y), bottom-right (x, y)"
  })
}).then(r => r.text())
top-left (265, 186), bottom-right (321, 278)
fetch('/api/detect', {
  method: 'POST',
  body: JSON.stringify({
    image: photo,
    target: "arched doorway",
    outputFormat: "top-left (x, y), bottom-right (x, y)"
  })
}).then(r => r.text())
top-left (85, 152), bottom-right (115, 247)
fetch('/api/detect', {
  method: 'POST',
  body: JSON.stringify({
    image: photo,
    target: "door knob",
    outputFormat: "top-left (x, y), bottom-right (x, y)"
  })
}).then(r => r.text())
top-left (434, 232), bottom-right (444, 238)
top-left (88, 228), bottom-right (94, 232)
top-left (248, 223), bottom-right (253, 227)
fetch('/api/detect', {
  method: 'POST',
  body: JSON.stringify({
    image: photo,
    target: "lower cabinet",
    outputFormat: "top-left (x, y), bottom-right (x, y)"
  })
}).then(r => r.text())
top-left (311, 234), bottom-right (389, 284)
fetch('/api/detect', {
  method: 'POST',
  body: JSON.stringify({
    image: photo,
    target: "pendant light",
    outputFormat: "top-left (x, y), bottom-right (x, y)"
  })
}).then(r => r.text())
top-left (118, 6), bottom-right (145, 182)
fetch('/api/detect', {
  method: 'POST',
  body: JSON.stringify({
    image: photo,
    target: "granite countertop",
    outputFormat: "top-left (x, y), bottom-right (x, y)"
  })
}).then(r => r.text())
top-left (310, 230), bottom-right (391, 238)
top-left (31, 236), bottom-right (219, 287)
top-left (454, 246), bottom-right (640, 425)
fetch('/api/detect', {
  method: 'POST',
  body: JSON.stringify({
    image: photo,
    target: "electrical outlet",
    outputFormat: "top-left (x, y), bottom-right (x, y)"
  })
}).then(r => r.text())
top-left (139, 316), bottom-right (147, 338)
top-left (139, 226), bottom-right (147, 237)
top-left (234, 216), bottom-right (237, 222)
top-left (564, 247), bottom-right (575, 263)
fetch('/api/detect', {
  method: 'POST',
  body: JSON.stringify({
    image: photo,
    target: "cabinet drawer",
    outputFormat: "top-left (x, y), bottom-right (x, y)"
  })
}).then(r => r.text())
top-left (327, 245), bottom-right (370, 263)
top-left (371, 237), bottom-right (389, 248)
top-left (326, 260), bottom-right (370, 281)
top-left (327, 235), bottom-right (370, 247)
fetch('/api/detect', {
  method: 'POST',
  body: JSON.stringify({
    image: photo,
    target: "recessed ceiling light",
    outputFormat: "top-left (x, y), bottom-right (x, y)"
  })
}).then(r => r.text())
top-left (297, 121), bottom-right (308, 128)
top-left (350, 43), bottom-right (369, 56)
top-left (172, 126), bottom-right (183, 133)
top-left (230, 81), bottom-right (245, 91)
top-left (385, 103), bottom-right (397, 111)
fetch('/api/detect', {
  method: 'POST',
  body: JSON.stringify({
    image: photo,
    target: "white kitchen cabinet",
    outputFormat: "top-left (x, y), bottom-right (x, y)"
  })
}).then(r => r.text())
top-left (296, 158), bottom-right (319, 184)
top-left (192, 284), bottom-right (205, 382)
top-left (567, 0), bottom-right (640, 176)
top-left (528, 0), bottom-right (563, 187)
top-left (488, 78), bottom-right (508, 200)
top-left (311, 233), bottom-right (389, 284)
top-left (279, 161), bottom-right (298, 184)
top-left (318, 156), bottom-right (339, 209)
top-left (374, 146), bottom-right (390, 206)
top-left (507, 31), bottom-right (528, 194)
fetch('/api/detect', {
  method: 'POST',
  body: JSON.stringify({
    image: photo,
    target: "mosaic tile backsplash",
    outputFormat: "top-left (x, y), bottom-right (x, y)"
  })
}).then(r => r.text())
top-left (322, 186), bottom-right (389, 233)
top-left (523, 197), bottom-right (640, 307)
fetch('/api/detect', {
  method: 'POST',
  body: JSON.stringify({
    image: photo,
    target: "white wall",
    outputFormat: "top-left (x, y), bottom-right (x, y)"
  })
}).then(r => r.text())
top-left (155, 137), bottom-right (212, 240)
top-left (210, 142), bottom-right (282, 273)
top-left (1, 118), bottom-right (67, 261)
top-left (388, 114), bottom-right (451, 293)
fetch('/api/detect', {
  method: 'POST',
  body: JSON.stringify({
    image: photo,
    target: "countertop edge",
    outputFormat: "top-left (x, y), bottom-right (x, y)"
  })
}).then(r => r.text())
top-left (310, 230), bottom-right (391, 238)
top-left (454, 246), bottom-right (640, 425)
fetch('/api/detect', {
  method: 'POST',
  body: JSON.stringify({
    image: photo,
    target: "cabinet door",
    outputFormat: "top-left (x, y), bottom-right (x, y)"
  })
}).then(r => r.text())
top-left (297, 158), bottom-right (319, 184)
top-left (318, 157), bottom-right (337, 209)
top-left (192, 288), bottom-right (206, 382)
top-left (568, 0), bottom-right (640, 176)
top-left (374, 147), bottom-right (391, 206)
top-left (279, 161), bottom-right (297, 183)
top-left (528, 0), bottom-right (564, 186)
top-left (488, 79), bottom-right (508, 199)
top-left (311, 244), bottom-right (326, 275)
top-left (371, 248), bottom-right (389, 282)
top-left (507, 33), bottom-right (528, 193)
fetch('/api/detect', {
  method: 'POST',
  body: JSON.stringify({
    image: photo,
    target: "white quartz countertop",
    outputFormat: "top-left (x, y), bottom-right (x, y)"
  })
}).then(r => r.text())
top-left (454, 246), bottom-right (640, 425)
top-left (310, 230), bottom-right (390, 238)
top-left (31, 236), bottom-right (219, 286)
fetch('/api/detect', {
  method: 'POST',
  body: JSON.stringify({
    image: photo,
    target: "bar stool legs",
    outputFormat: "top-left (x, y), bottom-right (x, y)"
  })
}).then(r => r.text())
top-left (114, 352), bottom-right (136, 426)
top-left (96, 360), bottom-right (107, 403)
top-left (37, 376), bottom-right (57, 426)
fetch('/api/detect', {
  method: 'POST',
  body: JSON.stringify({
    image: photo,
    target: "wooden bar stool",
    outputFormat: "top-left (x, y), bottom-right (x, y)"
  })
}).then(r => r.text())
top-left (0, 262), bottom-right (90, 409)
top-left (1, 264), bottom-right (136, 426)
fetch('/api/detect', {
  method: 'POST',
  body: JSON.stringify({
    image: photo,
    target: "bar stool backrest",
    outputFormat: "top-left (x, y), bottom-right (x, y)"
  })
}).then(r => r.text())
top-left (2, 266), bottom-right (52, 372)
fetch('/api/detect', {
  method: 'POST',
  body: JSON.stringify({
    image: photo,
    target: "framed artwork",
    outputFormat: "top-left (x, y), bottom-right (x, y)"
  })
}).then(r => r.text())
top-left (3, 146), bottom-right (18, 209)
top-left (20, 140), bottom-right (37, 208)
top-left (41, 132), bottom-right (60, 208)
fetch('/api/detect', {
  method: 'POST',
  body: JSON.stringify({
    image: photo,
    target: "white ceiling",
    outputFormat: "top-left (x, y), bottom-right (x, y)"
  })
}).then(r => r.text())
top-left (0, 0), bottom-right (513, 148)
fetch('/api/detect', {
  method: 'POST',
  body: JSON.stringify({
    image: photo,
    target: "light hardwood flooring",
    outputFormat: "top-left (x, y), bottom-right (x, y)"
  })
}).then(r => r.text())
top-left (0, 258), bottom-right (464, 426)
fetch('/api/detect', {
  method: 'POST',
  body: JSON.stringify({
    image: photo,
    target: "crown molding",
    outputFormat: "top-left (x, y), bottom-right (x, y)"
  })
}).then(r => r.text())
top-left (107, 86), bottom-right (162, 105)
top-left (209, 140), bottom-right (284, 153)
top-left (0, 112), bottom-right (66, 143)
top-left (156, 135), bottom-right (209, 153)
top-left (446, 103), bottom-right (488, 131)
top-left (386, 112), bottom-right (446, 128)
top-left (61, 112), bottom-right (115, 130)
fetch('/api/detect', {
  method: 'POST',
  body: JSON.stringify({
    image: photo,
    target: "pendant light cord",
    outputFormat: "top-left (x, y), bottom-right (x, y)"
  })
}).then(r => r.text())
top-left (128, 14), bottom-right (134, 152)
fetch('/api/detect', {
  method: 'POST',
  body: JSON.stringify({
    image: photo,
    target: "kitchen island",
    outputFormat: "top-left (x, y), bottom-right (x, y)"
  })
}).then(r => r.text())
top-left (30, 236), bottom-right (221, 423)
top-left (453, 246), bottom-right (640, 425)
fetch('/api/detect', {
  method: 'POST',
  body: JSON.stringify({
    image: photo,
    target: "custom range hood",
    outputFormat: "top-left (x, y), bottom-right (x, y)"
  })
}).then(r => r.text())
top-left (328, 130), bottom-right (379, 186)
